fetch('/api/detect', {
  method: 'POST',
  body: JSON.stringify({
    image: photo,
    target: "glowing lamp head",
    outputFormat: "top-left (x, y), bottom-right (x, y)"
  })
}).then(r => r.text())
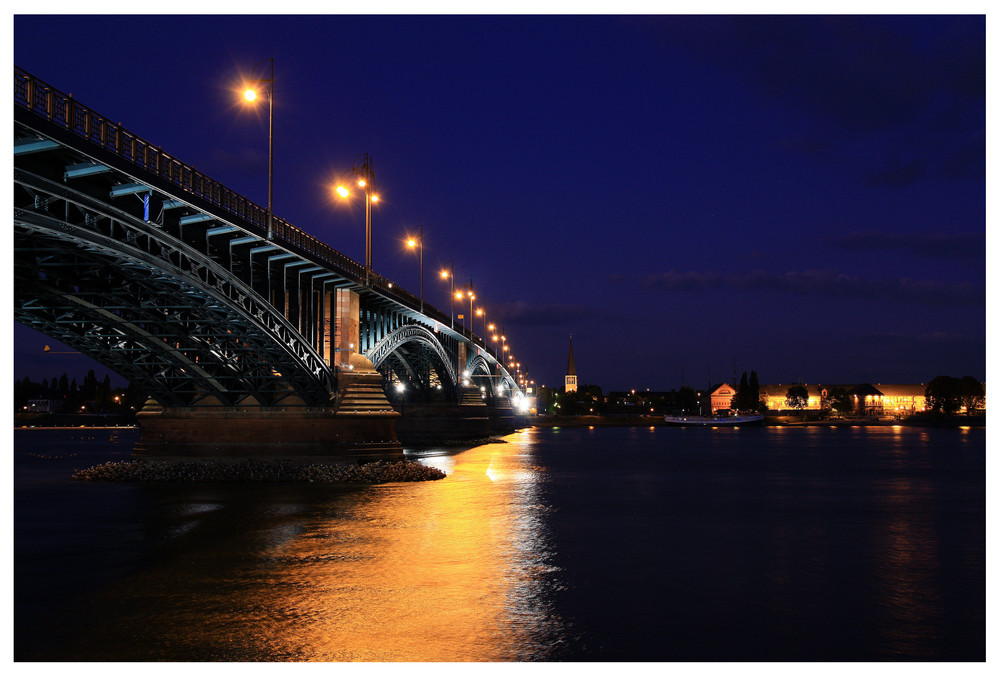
top-left (407, 238), bottom-right (417, 248)
top-left (370, 194), bottom-right (379, 203)
top-left (357, 178), bottom-right (367, 188)
top-left (440, 270), bottom-right (450, 279)
top-left (243, 88), bottom-right (258, 102)
top-left (336, 185), bottom-right (350, 198)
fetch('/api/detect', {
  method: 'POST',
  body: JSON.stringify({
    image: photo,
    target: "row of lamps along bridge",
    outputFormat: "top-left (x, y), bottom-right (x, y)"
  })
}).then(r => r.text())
top-left (240, 59), bottom-right (533, 397)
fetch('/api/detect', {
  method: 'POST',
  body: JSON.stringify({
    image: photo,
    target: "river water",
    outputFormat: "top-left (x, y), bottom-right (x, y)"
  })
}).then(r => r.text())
top-left (14, 424), bottom-right (985, 661)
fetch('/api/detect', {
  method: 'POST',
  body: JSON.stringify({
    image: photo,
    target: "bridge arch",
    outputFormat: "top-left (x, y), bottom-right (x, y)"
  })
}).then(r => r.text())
top-left (15, 169), bottom-right (334, 408)
top-left (368, 324), bottom-right (460, 401)
top-left (465, 354), bottom-right (518, 404)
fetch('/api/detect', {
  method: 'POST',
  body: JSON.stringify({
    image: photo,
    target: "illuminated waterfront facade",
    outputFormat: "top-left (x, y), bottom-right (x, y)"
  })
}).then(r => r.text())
top-left (709, 383), bottom-right (737, 413)
top-left (755, 383), bottom-right (937, 414)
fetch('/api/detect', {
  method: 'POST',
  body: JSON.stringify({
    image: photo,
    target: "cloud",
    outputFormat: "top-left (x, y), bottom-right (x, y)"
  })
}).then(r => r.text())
top-left (490, 301), bottom-right (598, 326)
top-left (636, 269), bottom-right (983, 307)
top-left (942, 130), bottom-right (987, 180)
top-left (654, 16), bottom-right (985, 184)
top-left (863, 330), bottom-right (983, 347)
top-left (849, 330), bottom-right (986, 381)
top-left (668, 16), bottom-right (983, 133)
top-left (778, 136), bottom-right (830, 156)
top-left (864, 159), bottom-right (927, 188)
top-left (829, 230), bottom-right (984, 261)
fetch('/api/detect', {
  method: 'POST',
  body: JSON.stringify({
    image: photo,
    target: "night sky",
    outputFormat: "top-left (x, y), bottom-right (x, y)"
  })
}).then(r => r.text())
top-left (11, 13), bottom-right (987, 393)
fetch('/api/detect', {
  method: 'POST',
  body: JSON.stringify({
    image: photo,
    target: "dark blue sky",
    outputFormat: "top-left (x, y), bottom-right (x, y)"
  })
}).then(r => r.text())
top-left (12, 14), bottom-right (986, 391)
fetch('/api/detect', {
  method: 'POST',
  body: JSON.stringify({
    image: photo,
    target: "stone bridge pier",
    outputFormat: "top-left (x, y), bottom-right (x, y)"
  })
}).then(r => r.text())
top-left (135, 288), bottom-right (403, 460)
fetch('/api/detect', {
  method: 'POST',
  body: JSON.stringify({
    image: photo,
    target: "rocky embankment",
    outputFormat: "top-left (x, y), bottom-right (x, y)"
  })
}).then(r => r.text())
top-left (72, 458), bottom-right (446, 484)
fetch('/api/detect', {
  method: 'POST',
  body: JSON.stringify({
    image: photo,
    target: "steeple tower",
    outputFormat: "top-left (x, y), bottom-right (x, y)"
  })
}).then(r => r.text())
top-left (565, 335), bottom-right (577, 393)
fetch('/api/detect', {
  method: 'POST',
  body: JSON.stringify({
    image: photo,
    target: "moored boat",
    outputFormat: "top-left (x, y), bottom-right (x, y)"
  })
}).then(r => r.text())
top-left (662, 413), bottom-right (764, 426)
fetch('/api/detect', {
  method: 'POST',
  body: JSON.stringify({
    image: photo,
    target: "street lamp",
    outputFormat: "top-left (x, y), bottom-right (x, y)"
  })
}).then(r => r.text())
top-left (335, 153), bottom-right (379, 286)
top-left (492, 332), bottom-right (502, 362)
top-left (242, 58), bottom-right (274, 241)
top-left (406, 225), bottom-right (424, 313)
top-left (455, 281), bottom-right (475, 337)
top-left (440, 261), bottom-right (455, 328)
top-left (476, 308), bottom-right (489, 341)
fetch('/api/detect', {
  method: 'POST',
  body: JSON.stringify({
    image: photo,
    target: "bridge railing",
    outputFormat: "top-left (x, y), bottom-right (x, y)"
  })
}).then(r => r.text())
top-left (15, 67), bottom-right (502, 363)
top-left (14, 69), bottom-right (373, 279)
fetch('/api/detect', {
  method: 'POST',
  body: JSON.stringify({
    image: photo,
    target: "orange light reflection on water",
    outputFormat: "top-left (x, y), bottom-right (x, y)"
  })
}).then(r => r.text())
top-left (242, 431), bottom-right (558, 661)
top-left (63, 432), bottom-right (561, 661)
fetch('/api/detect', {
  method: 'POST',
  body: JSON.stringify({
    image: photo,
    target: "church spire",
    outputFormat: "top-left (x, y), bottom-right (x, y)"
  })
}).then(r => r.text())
top-left (565, 335), bottom-right (577, 393)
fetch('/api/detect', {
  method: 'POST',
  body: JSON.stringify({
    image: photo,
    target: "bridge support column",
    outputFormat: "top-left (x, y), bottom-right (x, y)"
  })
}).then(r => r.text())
top-left (395, 386), bottom-right (491, 445)
top-left (488, 395), bottom-right (516, 435)
top-left (322, 289), bottom-right (333, 365)
top-left (134, 288), bottom-right (403, 460)
top-left (134, 402), bottom-right (402, 461)
top-left (457, 342), bottom-right (467, 380)
top-left (331, 287), bottom-right (402, 446)
top-left (334, 287), bottom-right (360, 367)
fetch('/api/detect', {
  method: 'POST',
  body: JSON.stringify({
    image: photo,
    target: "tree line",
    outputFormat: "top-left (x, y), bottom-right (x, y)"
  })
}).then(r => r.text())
top-left (534, 370), bottom-right (984, 418)
top-left (14, 370), bottom-right (147, 416)
top-left (534, 371), bottom-right (768, 416)
top-left (923, 375), bottom-right (985, 414)
top-left (781, 375), bottom-right (984, 415)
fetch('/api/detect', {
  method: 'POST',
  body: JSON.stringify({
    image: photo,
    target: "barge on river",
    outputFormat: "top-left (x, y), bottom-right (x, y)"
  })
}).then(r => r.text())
top-left (663, 413), bottom-right (764, 426)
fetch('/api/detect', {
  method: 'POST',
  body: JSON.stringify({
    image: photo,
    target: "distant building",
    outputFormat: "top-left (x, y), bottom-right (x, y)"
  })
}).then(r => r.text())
top-left (708, 383), bottom-right (737, 413)
top-left (26, 399), bottom-right (59, 413)
top-left (847, 383), bottom-right (886, 415)
top-left (565, 336), bottom-right (577, 393)
top-left (758, 383), bottom-right (938, 413)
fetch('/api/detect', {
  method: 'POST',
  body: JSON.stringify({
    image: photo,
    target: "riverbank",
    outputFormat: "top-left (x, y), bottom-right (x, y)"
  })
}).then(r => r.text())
top-left (72, 457), bottom-right (446, 483)
top-left (530, 414), bottom-right (985, 428)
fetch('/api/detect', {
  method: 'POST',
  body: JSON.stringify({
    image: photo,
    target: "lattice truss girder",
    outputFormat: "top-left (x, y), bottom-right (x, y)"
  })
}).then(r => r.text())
top-left (364, 320), bottom-right (465, 402)
top-left (379, 344), bottom-right (448, 400)
top-left (465, 354), bottom-right (515, 404)
top-left (14, 171), bottom-right (334, 407)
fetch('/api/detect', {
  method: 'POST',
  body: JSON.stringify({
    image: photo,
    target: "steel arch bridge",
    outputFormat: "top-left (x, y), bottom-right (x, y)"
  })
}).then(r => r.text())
top-left (13, 68), bottom-right (522, 420)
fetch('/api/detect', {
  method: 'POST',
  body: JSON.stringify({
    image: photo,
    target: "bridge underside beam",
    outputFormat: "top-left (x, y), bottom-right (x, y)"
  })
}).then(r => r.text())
top-left (14, 169), bottom-right (336, 408)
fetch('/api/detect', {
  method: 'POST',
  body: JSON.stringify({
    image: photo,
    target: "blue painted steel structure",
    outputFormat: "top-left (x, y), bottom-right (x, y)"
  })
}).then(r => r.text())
top-left (13, 68), bottom-right (521, 412)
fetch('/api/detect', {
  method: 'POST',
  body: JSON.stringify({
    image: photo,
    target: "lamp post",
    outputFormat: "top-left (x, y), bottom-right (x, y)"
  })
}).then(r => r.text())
top-left (440, 261), bottom-right (455, 328)
top-left (455, 281), bottom-right (475, 337)
top-left (476, 308), bottom-right (489, 342)
top-left (336, 153), bottom-right (379, 286)
top-left (242, 58), bottom-right (274, 241)
top-left (466, 281), bottom-right (475, 331)
top-left (406, 225), bottom-right (424, 313)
